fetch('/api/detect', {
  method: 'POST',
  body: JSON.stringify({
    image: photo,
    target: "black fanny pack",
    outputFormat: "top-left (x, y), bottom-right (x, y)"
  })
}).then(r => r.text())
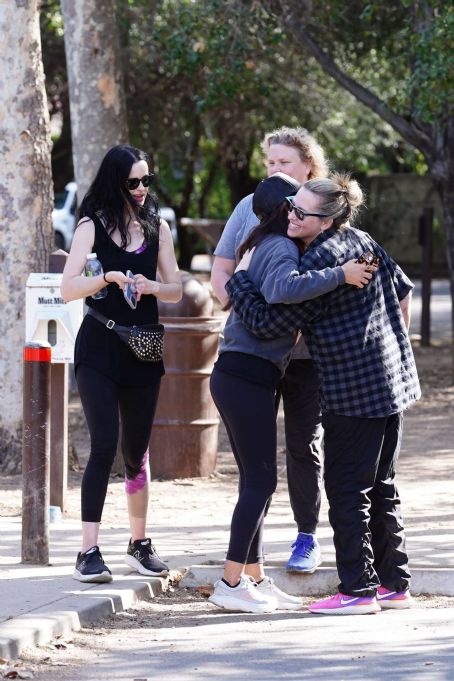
top-left (87, 308), bottom-right (164, 362)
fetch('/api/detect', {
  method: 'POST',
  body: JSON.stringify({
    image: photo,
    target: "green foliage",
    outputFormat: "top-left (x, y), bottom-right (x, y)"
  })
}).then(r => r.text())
top-left (120, 0), bottom-right (292, 212)
top-left (152, 0), bottom-right (282, 110)
top-left (123, 0), bottom-right (417, 214)
top-left (40, 0), bottom-right (64, 36)
top-left (41, 0), bottom-right (441, 223)
top-left (305, 0), bottom-right (454, 124)
top-left (407, 5), bottom-right (454, 122)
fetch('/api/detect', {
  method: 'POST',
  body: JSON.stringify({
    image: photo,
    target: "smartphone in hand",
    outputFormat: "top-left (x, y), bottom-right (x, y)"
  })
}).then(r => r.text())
top-left (123, 270), bottom-right (137, 309)
top-left (357, 251), bottom-right (380, 267)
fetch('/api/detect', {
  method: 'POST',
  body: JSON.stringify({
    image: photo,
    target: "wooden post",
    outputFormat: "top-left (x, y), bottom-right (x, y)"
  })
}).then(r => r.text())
top-left (22, 342), bottom-right (51, 564)
top-left (48, 250), bottom-right (69, 511)
top-left (50, 363), bottom-right (69, 511)
top-left (418, 206), bottom-right (433, 347)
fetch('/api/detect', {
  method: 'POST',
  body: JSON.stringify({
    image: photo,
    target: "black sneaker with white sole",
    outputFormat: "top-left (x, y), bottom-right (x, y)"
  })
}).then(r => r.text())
top-left (124, 538), bottom-right (169, 576)
top-left (73, 545), bottom-right (113, 583)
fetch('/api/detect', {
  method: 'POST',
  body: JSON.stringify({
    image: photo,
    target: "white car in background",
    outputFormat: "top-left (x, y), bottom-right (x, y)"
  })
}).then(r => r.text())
top-left (52, 181), bottom-right (177, 251)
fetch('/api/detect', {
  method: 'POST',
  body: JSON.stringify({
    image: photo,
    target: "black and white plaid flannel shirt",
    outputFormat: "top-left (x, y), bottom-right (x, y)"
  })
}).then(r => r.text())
top-left (226, 226), bottom-right (421, 418)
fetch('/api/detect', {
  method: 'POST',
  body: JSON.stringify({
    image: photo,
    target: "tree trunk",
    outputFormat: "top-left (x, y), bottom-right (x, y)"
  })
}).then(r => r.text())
top-left (225, 158), bottom-right (257, 209)
top-left (60, 0), bottom-right (128, 201)
top-left (430, 118), bottom-right (454, 374)
top-left (198, 151), bottom-right (220, 217)
top-left (175, 115), bottom-right (202, 269)
top-left (51, 93), bottom-right (74, 192)
top-left (0, 1), bottom-right (53, 472)
top-left (439, 180), bottom-right (454, 377)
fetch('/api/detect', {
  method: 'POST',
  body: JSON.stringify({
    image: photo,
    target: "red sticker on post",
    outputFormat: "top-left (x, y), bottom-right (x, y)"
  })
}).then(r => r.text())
top-left (23, 346), bottom-right (52, 362)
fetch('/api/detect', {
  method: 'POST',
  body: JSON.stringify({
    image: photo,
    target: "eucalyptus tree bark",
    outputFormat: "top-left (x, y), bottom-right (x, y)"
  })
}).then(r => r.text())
top-left (61, 0), bottom-right (128, 201)
top-left (0, 1), bottom-right (53, 472)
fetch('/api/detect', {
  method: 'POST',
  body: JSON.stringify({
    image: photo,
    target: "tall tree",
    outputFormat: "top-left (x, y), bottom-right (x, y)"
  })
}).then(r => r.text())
top-left (264, 0), bottom-right (454, 340)
top-left (122, 0), bottom-right (317, 265)
top-left (0, 1), bottom-right (54, 472)
top-left (42, 0), bottom-right (427, 267)
top-left (60, 0), bottom-right (128, 200)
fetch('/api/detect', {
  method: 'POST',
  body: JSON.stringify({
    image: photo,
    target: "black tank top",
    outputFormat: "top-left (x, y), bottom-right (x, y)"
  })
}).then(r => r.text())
top-left (74, 214), bottom-right (165, 385)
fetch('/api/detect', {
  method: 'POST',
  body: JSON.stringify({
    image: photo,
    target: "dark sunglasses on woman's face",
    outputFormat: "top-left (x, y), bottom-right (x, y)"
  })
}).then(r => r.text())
top-left (125, 173), bottom-right (155, 190)
top-left (285, 196), bottom-right (329, 221)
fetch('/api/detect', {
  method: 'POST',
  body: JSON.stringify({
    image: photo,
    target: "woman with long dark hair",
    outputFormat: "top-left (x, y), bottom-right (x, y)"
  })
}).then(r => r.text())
top-left (61, 144), bottom-right (182, 583)
top-left (211, 126), bottom-right (335, 576)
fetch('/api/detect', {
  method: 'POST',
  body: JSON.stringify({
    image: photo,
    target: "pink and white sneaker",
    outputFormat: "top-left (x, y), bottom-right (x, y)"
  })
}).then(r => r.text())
top-left (308, 592), bottom-right (381, 615)
top-left (377, 586), bottom-right (414, 609)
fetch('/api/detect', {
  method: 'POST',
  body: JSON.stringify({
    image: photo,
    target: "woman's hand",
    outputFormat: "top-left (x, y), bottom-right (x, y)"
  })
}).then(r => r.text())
top-left (235, 247), bottom-right (256, 274)
top-left (342, 259), bottom-right (376, 288)
top-left (133, 273), bottom-right (160, 301)
top-left (104, 271), bottom-right (135, 291)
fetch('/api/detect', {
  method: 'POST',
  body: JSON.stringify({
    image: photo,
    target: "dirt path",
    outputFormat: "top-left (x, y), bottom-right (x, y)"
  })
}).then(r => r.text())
top-left (1, 340), bottom-right (452, 527)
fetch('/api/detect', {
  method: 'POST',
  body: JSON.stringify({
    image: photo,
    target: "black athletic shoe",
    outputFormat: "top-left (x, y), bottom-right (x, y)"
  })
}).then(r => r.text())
top-left (73, 545), bottom-right (113, 583)
top-left (124, 538), bottom-right (169, 576)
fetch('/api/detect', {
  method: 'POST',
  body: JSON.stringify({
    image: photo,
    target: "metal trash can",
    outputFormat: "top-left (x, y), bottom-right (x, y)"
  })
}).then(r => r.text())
top-left (149, 315), bottom-right (222, 478)
top-left (150, 272), bottom-right (222, 478)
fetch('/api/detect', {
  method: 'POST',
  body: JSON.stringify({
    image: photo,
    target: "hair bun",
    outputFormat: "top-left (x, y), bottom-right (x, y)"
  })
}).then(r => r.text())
top-left (331, 173), bottom-right (363, 209)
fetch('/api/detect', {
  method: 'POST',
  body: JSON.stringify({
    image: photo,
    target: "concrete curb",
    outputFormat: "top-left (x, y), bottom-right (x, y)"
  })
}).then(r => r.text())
top-left (2, 563), bottom-right (453, 661)
top-left (180, 565), bottom-right (454, 597)
top-left (0, 573), bottom-right (177, 660)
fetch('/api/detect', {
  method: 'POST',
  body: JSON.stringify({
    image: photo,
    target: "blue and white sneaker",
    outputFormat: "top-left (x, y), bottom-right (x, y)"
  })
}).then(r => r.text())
top-left (286, 532), bottom-right (322, 574)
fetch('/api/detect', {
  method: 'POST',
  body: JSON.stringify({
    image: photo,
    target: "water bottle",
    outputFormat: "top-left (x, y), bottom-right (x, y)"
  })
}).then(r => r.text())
top-left (85, 252), bottom-right (107, 299)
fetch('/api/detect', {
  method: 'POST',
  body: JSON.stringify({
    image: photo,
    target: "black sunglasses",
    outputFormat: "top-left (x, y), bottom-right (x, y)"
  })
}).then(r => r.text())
top-left (125, 173), bottom-right (155, 190)
top-left (285, 196), bottom-right (329, 221)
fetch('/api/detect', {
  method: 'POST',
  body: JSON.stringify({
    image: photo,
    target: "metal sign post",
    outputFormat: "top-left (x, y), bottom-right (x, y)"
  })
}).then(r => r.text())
top-left (22, 342), bottom-right (51, 564)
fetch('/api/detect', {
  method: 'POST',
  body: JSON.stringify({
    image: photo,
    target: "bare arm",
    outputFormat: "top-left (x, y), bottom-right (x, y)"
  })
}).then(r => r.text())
top-left (60, 219), bottom-right (133, 302)
top-left (211, 255), bottom-right (235, 309)
top-left (399, 291), bottom-right (412, 330)
top-left (134, 220), bottom-right (182, 303)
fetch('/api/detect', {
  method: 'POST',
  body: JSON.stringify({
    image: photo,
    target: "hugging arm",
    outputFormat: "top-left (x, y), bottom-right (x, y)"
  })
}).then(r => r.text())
top-left (241, 250), bottom-right (371, 306)
top-left (225, 271), bottom-right (321, 339)
top-left (261, 257), bottom-right (345, 304)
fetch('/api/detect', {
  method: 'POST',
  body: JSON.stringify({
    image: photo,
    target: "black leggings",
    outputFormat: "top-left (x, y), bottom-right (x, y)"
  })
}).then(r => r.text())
top-left (76, 364), bottom-right (161, 522)
top-left (210, 367), bottom-right (278, 564)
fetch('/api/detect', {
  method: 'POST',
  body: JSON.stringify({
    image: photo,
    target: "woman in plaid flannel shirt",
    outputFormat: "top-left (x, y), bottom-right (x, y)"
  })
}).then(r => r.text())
top-left (227, 174), bottom-right (420, 615)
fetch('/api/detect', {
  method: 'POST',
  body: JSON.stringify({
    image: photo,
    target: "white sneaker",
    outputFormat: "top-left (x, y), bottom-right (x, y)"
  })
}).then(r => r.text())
top-left (256, 576), bottom-right (304, 610)
top-left (209, 575), bottom-right (277, 613)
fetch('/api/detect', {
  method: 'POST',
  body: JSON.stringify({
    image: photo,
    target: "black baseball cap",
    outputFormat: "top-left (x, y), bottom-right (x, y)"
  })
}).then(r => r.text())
top-left (252, 172), bottom-right (301, 218)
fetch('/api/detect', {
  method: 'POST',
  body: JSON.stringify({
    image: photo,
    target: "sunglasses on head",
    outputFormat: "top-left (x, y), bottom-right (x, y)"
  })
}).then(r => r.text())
top-left (285, 196), bottom-right (329, 221)
top-left (125, 173), bottom-right (155, 190)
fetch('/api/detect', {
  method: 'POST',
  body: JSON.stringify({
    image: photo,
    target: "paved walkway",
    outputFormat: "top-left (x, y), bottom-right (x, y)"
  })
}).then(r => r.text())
top-left (0, 280), bottom-right (452, 659)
